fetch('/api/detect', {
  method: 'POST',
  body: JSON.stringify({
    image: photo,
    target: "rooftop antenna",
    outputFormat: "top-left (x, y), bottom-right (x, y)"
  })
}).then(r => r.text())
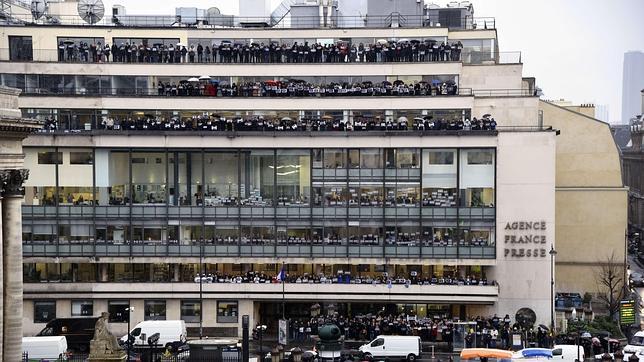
top-left (77, 0), bottom-right (105, 24)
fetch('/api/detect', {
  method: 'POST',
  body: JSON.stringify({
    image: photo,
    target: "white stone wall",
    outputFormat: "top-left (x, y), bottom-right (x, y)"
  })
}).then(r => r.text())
top-left (491, 131), bottom-right (556, 325)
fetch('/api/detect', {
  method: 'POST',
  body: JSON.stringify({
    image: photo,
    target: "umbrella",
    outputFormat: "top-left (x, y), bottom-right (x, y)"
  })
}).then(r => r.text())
top-left (538, 324), bottom-right (549, 331)
top-left (581, 332), bottom-right (592, 338)
top-left (209, 79), bottom-right (219, 84)
top-left (398, 38), bottom-right (410, 42)
top-left (376, 39), bottom-right (388, 44)
top-left (321, 115), bottom-right (333, 120)
top-left (198, 75), bottom-right (211, 80)
top-left (187, 78), bottom-right (200, 82)
top-left (63, 40), bottom-right (75, 45)
top-left (397, 116), bottom-right (408, 123)
top-left (393, 80), bottom-right (404, 86)
top-left (410, 39), bottom-right (421, 44)
top-left (176, 43), bottom-right (185, 47)
top-left (281, 117), bottom-right (292, 121)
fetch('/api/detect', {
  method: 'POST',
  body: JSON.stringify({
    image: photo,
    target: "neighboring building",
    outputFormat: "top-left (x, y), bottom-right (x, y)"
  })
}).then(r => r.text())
top-left (539, 101), bottom-right (627, 299)
top-left (0, 86), bottom-right (41, 361)
top-left (0, 0), bottom-right (625, 339)
top-left (622, 51), bottom-right (644, 124)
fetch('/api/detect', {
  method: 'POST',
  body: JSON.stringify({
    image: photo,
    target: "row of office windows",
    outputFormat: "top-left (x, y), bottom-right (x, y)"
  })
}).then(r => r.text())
top-left (33, 299), bottom-right (237, 324)
top-left (24, 263), bottom-right (487, 284)
top-left (1, 73), bottom-right (458, 96)
top-left (24, 147), bottom-right (494, 208)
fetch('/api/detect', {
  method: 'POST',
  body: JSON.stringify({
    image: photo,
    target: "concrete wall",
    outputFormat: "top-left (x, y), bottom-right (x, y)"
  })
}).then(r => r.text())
top-left (491, 131), bottom-right (556, 325)
top-left (539, 100), bottom-right (628, 294)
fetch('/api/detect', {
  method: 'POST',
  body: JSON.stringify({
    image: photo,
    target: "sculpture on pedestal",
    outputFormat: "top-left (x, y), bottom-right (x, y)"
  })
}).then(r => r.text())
top-left (89, 312), bottom-right (126, 361)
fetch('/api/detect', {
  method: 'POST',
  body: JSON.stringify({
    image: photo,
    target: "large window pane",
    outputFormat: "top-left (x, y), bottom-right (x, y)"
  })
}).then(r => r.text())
top-left (217, 301), bottom-right (238, 323)
top-left (131, 152), bottom-right (166, 204)
top-left (459, 149), bottom-right (495, 207)
top-left (422, 149), bottom-right (457, 207)
top-left (9, 36), bottom-right (33, 61)
top-left (241, 150), bottom-right (274, 206)
top-left (181, 300), bottom-right (201, 323)
top-left (108, 300), bottom-right (129, 323)
top-left (144, 300), bottom-right (166, 321)
top-left (34, 300), bottom-right (56, 323)
top-left (276, 150), bottom-right (310, 206)
top-left (204, 152), bottom-right (239, 206)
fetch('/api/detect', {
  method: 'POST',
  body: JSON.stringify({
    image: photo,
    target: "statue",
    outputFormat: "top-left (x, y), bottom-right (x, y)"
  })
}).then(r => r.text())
top-left (89, 312), bottom-right (127, 361)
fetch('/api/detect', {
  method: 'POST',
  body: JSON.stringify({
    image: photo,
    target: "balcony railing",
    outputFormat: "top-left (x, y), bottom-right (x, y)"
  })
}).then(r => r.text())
top-left (0, 49), bottom-right (520, 65)
top-left (3, 14), bottom-right (495, 30)
top-left (23, 282), bottom-right (499, 303)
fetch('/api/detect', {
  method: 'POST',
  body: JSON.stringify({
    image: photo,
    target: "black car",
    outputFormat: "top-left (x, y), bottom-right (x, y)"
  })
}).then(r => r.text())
top-left (37, 317), bottom-right (99, 352)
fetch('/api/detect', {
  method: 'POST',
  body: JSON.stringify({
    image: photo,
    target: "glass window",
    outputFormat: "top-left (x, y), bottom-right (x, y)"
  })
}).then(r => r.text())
top-left (217, 301), bottom-right (238, 323)
top-left (204, 152), bottom-right (239, 206)
top-left (38, 152), bottom-right (62, 164)
top-left (371, 338), bottom-right (385, 347)
top-left (427, 151), bottom-right (454, 165)
top-left (467, 150), bottom-right (494, 165)
top-left (422, 149), bottom-right (457, 207)
top-left (131, 152), bottom-right (166, 204)
top-left (144, 300), bottom-right (166, 321)
top-left (397, 149), bottom-right (420, 168)
top-left (108, 300), bottom-right (129, 323)
top-left (241, 150), bottom-right (274, 206)
top-left (460, 149), bottom-right (495, 207)
top-left (360, 149), bottom-right (383, 169)
top-left (324, 149), bottom-right (345, 169)
top-left (71, 300), bottom-right (93, 316)
top-left (181, 300), bottom-right (201, 323)
top-left (276, 150), bottom-right (310, 206)
top-left (70, 152), bottom-right (94, 165)
top-left (34, 300), bottom-right (56, 323)
top-left (9, 36), bottom-right (33, 61)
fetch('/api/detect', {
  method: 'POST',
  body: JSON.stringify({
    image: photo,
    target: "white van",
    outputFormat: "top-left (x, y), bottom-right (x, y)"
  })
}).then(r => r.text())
top-left (120, 320), bottom-right (187, 349)
top-left (359, 335), bottom-right (421, 361)
top-left (552, 344), bottom-right (585, 361)
top-left (23, 336), bottom-right (68, 360)
top-left (622, 331), bottom-right (644, 361)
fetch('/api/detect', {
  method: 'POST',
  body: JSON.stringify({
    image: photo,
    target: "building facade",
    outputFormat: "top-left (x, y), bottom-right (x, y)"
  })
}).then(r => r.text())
top-left (0, 0), bottom-right (625, 340)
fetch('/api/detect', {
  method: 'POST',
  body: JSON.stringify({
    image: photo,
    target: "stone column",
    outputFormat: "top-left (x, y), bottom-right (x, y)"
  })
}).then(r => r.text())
top-left (2, 169), bottom-right (28, 362)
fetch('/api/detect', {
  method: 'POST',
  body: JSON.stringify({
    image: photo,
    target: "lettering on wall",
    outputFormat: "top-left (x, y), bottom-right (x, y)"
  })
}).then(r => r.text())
top-left (503, 221), bottom-right (548, 258)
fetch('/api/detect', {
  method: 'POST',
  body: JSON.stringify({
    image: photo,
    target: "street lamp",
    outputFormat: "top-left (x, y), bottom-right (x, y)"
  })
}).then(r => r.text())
top-left (125, 306), bottom-right (135, 362)
top-left (549, 245), bottom-right (557, 333)
top-left (571, 308), bottom-right (579, 362)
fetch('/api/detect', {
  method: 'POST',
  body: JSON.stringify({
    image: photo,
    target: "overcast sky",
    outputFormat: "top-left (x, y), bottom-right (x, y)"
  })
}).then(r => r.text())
top-left (102, 0), bottom-right (644, 123)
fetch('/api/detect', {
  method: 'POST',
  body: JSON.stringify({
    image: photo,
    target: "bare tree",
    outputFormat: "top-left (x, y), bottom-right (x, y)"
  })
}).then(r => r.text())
top-left (595, 252), bottom-right (626, 320)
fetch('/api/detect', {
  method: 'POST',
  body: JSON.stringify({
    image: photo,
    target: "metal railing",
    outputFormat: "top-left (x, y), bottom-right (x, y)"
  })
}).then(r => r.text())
top-left (0, 48), bottom-right (521, 64)
top-left (3, 14), bottom-right (495, 30)
top-left (17, 86), bottom-right (470, 98)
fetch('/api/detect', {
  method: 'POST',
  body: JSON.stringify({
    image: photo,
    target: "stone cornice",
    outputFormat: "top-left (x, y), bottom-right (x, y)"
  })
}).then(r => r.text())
top-left (0, 169), bottom-right (29, 197)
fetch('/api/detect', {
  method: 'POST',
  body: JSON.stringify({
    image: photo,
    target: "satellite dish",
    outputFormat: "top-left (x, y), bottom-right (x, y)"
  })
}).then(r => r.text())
top-left (207, 7), bottom-right (221, 16)
top-left (77, 0), bottom-right (105, 24)
top-left (31, 0), bottom-right (48, 20)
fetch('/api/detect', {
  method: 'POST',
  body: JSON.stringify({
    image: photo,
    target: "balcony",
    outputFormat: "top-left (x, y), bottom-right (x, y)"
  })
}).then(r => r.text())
top-left (23, 281), bottom-right (499, 304)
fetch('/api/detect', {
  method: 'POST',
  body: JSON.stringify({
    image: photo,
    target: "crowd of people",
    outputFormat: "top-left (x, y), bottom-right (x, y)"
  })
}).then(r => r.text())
top-left (56, 39), bottom-right (465, 64)
top-left (288, 312), bottom-right (551, 350)
top-left (155, 79), bottom-right (459, 97)
top-left (193, 271), bottom-right (492, 287)
top-left (37, 114), bottom-right (497, 133)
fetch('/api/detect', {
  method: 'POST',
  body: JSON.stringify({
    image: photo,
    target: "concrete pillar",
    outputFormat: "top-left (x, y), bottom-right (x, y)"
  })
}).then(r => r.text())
top-left (2, 169), bottom-right (29, 362)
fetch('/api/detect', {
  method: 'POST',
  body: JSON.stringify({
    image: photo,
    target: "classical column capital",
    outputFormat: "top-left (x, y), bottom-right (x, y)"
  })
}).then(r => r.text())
top-left (1, 168), bottom-right (29, 197)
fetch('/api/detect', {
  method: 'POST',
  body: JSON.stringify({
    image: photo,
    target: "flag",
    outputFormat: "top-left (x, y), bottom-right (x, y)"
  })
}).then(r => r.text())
top-left (277, 266), bottom-right (286, 282)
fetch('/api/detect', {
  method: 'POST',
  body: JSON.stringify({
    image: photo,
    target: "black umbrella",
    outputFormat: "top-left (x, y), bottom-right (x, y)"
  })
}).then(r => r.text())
top-left (410, 39), bottom-right (421, 44)
top-left (539, 324), bottom-right (549, 331)
top-left (63, 40), bottom-right (75, 45)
